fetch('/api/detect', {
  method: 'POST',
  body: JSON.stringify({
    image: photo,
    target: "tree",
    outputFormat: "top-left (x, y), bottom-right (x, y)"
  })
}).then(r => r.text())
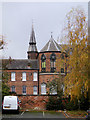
top-left (0, 35), bottom-right (10, 99)
top-left (46, 73), bottom-right (64, 110)
top-left (61, 7), bottom-right (89, 100)
top-left (2, 71), bottom-right (10, 100)
top-left (0, 35), bottom-right (5, 50)
top-left (47, 73), bottom-right (64, 96)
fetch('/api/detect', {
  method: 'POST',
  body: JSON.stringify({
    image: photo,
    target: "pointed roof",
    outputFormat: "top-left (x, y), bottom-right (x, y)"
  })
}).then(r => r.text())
top-left (28, 25), bottom-right (37, 52)
top-left (40, 35), bottom-right (61, 52)
top-left (29, 24), bottom-right (36, 44)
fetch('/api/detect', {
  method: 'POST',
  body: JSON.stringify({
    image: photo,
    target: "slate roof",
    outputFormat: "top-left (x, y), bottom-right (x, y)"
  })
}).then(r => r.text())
top-left (6, 59), bottom-right (39, 70)
top-left (30, 26), bottom-right (36, 44)
top-left (28, 25), bottom-right (37, 52)
top-left (40, 36), bottom-right (61, 52)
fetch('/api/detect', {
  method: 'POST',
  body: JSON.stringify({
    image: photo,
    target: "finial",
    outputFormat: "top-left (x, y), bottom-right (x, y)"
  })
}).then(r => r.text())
top-left (51, 32), bottom-right (53, 38)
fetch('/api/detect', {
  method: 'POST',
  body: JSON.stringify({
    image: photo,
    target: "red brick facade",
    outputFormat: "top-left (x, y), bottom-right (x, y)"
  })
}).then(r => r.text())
top-left (4, 28), bottom-right (67, 110)
top-left (7, 69), bottom-right (39, 95)
top-left (18, 96), bottom-right (49, 110)
top-left (5, 51), bottom-right (66, 110)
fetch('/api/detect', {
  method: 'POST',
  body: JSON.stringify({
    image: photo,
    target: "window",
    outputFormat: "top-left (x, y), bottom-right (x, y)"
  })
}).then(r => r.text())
top-left (50, 53), bottom-right (56, 72)
top-left (33, 86), bottom-right (37, 95)
top-left (41, 83), bottom-right (46, 95)
top-left (33, 72), bottom-right (37, 81)
top-left (61, 84), bottom-right (64, 93)
top-left (41, 54), bottom-right (46, 72)
top-left (22, 72), bottom-right (26, 81)
top-left (11, 72), bottom-right (15, 81)
top-left (61, 68), bottom-right (64, 73)
top-left (11, 86), bottom-right (15, 92)
top-left (22, 86), bottom-right (26, 95)
top-left (50, 61), bottom-right (55, 68)
top-left (50, 86), bottom-right (57, 95)
top-left (42, 61), bottom-right (46, 68)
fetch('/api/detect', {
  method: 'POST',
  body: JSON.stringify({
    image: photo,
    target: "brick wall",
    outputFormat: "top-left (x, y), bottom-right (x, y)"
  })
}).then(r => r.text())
top-left (6, 69), bottom-right (38, 95)
top-left (4, 52), bottom-right (67, 110)
top-left (39, 52), bottom-right (66, 72)
top-left (18, 95), bottom-right (49, 110)
top-left (39, 74), bottom-right (59, 95)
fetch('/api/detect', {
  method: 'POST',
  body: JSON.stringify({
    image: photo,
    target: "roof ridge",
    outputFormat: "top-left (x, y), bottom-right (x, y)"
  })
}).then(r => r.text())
top-left (53, 40), bottom-right (60, 51)
top-left (47, 40), bottom-right (51, 51)
top-left (40, 36), bottom-right (61, 52)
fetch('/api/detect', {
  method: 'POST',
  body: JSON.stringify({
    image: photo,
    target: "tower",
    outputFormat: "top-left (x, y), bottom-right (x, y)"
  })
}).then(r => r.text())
top-left (27, 25), bottom-right (38, 59)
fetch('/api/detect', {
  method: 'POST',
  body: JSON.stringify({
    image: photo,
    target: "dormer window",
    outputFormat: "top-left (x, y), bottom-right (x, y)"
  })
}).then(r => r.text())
top-left (41, 54), bottom-right (46, 72)
top-left (50, 53), bottom-right (56, 72)
top-left (27, 63), bottom-right (31, 69)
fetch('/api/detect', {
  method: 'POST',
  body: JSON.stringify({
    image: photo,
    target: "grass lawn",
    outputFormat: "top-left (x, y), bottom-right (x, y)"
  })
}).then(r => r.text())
top-left (66, 110), bottom-right (87, 117)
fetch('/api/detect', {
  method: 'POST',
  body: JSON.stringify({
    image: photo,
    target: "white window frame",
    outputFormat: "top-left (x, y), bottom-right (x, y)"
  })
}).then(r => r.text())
top-left (33, 72), bottom-right (38, 81)
top-left (22, 72), bottom-right (26, 81)
top-left (61, 84), bottom-right (65, 93)
top-left (11, 72), bottom-right (15, 81)
top-left (11, 86), bottom-right (15, 92)
top-left (22, 86), bottom-right (26, 95)
top-left (41, 83), bottom-right (46, 95)
top-left (33, 86), bottom-right (38, 95)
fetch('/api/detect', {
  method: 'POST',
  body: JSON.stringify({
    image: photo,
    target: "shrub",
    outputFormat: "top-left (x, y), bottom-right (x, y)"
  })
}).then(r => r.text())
top-left (63, 97), bottom-right (78, 110)
top-left (46, 96), bottom-right (64, 110)
top-left (79, 93), bottom-right (89, 110)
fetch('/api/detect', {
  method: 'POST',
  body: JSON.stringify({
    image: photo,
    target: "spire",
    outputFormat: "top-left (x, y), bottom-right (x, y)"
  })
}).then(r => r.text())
top-left (27, 24), bottom-right (38, 59)
top-left (28, 24), bottom-right (37, 52)
top-left (51, 32), bottom-right (53, 38)
top-left (29, 23), bottom-right (36, 44)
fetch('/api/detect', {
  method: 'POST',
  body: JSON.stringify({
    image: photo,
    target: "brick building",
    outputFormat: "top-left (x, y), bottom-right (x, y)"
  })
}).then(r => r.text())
top-left (4, 26), bottom-right (67, 110)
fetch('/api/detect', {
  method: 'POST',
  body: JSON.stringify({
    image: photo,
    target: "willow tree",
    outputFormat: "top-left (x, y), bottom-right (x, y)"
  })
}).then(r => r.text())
top-left (0, 35), bottom-right (5, 50)
top-left (62, 8), bottom-right (88, 100)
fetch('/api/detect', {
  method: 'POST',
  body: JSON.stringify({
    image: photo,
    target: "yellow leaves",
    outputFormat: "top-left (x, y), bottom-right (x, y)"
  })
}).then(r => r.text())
top-left (0, 35), bottom-right (6, 50)
top-left (59, 7), bottom-right (88, 100)
top-left (85, 80), bottom-right (89, 91)
top-left (83, 16), bottom-right (86, 21)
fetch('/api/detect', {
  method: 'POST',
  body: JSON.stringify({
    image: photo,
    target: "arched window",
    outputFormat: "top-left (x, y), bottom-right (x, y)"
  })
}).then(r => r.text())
top-left (41, 54), bottom-right (46, 72)
top-left (41, 83), bottom-right (46, 95)
top-left (22, 86), bottom-right (26, 95)
top-left (50, 53), bottom-right (56, 72)
top-left (11, 85), bottom-right (15, 92)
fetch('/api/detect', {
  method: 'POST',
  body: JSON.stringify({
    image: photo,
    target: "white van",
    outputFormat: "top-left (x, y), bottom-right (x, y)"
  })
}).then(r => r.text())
top-left (2, 96), bottom-right (20, 113)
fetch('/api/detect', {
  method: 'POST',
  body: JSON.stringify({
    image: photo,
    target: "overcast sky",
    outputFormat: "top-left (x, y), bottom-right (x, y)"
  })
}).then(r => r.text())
top-left (2, 2), bottom-right (88, 59)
